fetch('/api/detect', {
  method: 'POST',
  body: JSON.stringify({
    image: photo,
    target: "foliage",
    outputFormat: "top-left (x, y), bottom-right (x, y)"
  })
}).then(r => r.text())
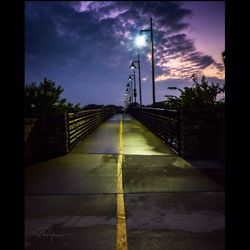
top-left (25, 77), bottom-right (126, 115)
top-left (146, 101), bottom-right (166, 109)
top-left (59, 102), bottom-right (82, 113)
top-left (25, 78), bottom-right (83, 114)
top-left (105, 105), bottom-right (124, 113)
top-left (127, 102), bottom-right (139, 109)
top-left (164, 95), bottom-right (181, 110)
top-left (82, 104), bottom-right (105, 110)
top-left (165, 75), bottom-right (225, 111)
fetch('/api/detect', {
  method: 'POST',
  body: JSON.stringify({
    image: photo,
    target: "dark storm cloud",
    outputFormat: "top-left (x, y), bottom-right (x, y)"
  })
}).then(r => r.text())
top-left (213, 62), bottom-right (224, 72)
top-left (25, 2), bottom-right (123, 70)
top-left (186, 53), bottom-right (214, 69)
top-left (26, 3), bottom-right (87, 55)
top-left (163, 34), bottom-right (195, 55)
top-left (139, 1), bottom-right (192, 33)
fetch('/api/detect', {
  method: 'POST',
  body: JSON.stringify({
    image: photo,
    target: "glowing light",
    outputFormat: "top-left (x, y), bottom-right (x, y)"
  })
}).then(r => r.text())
top-left (135, 35), bottom-right (146, 47)
top-left (129, 62), bottom-right (136, 69)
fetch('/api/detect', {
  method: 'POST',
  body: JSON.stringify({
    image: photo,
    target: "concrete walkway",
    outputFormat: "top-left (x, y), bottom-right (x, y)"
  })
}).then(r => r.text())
top-left (25, 114), bottom-right (224, 249)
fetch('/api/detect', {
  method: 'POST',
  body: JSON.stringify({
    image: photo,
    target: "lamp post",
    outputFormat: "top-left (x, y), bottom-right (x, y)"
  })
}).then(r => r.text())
top-left (128, 73), bottom-right (137, 104)
top-left (126, 83), bottom-right (133, 103)
top-left (125, 88), bottom-right (129, 107)
top-left (130, 54), bottom-right (142, 107)
top-left (124, 90), bottom-right (128, 106)
top-left (139, 17), bottom-right (155, 107)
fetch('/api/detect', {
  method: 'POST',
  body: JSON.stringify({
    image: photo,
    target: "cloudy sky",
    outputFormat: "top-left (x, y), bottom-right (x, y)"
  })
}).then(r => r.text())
top-left (25, 1), bottom-right (225, 106)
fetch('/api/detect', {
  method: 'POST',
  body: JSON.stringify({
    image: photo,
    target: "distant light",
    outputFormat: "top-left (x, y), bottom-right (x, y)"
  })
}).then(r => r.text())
top-left (135, 35), bottom-right (146, 47)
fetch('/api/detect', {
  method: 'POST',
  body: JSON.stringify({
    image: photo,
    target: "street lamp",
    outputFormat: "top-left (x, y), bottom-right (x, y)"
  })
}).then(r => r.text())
top-left (126, 82), bottom-right (133, 103)
top-left (128, 73), bottom-right (137, 104)
top-left (137, 17), bottom-right (156, 107)
top-left (125, 88), bottom-right (129, 102)
top-left (124, 91), bottom-right (128, 108)
top-left (135, 35), bottom-right (146, 47)
top-left (129, 54), bottom-right (142, 107)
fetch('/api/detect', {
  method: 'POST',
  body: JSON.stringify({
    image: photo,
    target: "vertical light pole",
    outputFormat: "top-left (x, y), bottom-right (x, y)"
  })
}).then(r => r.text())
top-left (128, 74), bottom-right (137, 104)
top-left (126, 83), bottom-right (133, 103)
top-left (139, 17), bottom-right (156, 107)
top-left (124, 96), bottom-right (127, 108)
top-left (130, 54), bottom-right (142, 106)
top-left (124, 88), bottom-right (129, 108)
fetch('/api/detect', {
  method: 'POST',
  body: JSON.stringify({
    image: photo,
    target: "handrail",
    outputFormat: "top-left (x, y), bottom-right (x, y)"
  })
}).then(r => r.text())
top-left (128, 107), bottom-right (181, 154)
top-left (67, 108), bottom-right (115, 150)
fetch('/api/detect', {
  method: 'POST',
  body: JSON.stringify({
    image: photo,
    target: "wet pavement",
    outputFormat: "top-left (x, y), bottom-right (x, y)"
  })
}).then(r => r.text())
top-left (25, 114), bottom-right (224, 249)
top-left (124, 192), bottom-right (224, 250)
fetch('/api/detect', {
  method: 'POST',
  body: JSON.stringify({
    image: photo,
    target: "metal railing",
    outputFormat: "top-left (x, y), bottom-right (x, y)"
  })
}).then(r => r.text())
top-left (67, 108), bottom-right (115, 150)
top-left (129, 107), bottom-right (181, 154)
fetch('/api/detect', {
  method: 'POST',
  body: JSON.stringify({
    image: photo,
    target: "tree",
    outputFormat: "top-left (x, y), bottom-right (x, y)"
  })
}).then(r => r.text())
top-left (127, 102), bottom-right (139, 109)
top-left (25, 78), bottom-right (83, 114)
top-left (164, 95), bottom-right (181, 110)
top-left (82, 104), bottom-right (105, 110)
top-left (165, 75), bottom-right (225, 111)
top-left (105, 105), bottom-right (124, 113)
top-left (56, 101), bottom-right (82, 113)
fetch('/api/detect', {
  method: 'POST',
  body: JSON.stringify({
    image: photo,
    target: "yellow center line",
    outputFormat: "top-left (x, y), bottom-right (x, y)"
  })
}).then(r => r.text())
top-left (116, 115), bottom-right (128, 250)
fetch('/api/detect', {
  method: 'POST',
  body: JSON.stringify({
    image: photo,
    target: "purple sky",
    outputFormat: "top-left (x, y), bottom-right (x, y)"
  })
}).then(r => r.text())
top-left (25, 1), bottom-right (225, 107)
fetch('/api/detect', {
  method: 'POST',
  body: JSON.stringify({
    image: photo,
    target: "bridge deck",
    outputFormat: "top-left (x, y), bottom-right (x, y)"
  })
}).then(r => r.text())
top-left (25, 114), bottom-right (224, 250)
